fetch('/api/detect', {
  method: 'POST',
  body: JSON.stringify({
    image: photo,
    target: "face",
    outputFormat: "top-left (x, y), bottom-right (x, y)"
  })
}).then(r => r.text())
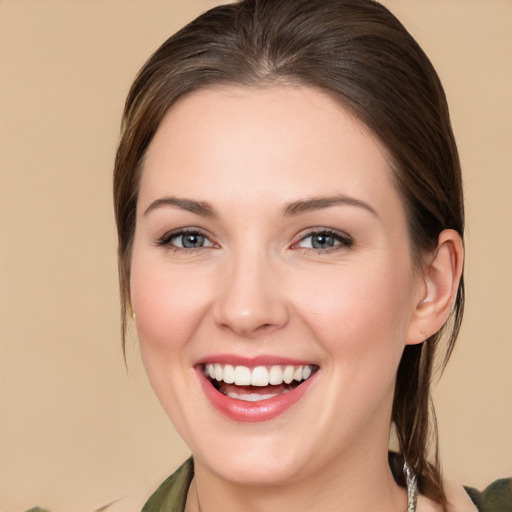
top-left (130, 86), bottom-right (424, 485)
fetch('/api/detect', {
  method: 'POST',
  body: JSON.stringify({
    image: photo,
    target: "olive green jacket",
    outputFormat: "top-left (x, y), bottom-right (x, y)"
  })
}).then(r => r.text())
top-left (25, 458), bottom-right (512, 512)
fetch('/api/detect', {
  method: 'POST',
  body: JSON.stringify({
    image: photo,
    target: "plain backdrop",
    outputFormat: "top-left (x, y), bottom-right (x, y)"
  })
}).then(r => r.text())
top-left (1, 1), bottom-right (511, 511)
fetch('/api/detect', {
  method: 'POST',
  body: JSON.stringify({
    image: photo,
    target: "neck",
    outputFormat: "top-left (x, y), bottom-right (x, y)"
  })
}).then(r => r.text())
top-left (188, 445), bottom-right (408, 512)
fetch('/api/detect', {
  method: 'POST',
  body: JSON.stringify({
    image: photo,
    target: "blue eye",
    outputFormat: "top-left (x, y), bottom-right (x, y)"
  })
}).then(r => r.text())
top-left (296, 230), bottom-right (352, 251)
top-left (158, 230), bottom-right (215, 249)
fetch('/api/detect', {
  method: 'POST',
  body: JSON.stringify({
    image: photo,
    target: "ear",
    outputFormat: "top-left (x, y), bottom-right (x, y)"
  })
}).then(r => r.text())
top-left (406, 229), bottom-right (464, 345)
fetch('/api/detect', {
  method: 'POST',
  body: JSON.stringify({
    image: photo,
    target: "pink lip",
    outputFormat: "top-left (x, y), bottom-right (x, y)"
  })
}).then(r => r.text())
top-left (195, 354), bottom-right (314, 367)
top-left (196, 361), bottom-right (318, 423)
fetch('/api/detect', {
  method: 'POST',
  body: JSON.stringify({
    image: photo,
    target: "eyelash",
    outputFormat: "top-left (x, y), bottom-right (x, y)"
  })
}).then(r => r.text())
top-left (155, 228), bottom-right (216, 252)
top-left (155, 228), bottom-right (353, 254)
top-left (292, 228), bottom-right (354, 254)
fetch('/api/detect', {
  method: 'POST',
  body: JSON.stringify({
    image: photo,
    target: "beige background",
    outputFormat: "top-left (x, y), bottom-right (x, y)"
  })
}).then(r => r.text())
top-left (0, 1), bottom-right (511, 511)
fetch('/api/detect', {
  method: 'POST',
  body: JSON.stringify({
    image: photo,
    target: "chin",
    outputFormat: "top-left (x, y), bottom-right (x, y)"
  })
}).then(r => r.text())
top-left (198, 446), bottom-right (311, 487)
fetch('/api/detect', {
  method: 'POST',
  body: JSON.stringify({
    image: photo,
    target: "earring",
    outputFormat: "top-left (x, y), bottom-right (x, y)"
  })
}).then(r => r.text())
top-left (403, 461), bottom-right (418, 512)
top-left (130, 309), bottom-right (136, 320)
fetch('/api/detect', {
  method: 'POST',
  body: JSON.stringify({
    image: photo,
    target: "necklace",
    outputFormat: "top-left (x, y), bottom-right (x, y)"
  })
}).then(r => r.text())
top-left (194, 463), bottom-right (418, 512)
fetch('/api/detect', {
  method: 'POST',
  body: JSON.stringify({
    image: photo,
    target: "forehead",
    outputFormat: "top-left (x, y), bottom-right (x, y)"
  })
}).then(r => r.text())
top-left (139, 85), bottom-right (402, 219)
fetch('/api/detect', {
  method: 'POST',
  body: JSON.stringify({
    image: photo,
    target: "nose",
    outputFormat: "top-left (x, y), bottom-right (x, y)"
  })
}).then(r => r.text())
top-left (212, 249), bottom-right (289, 338)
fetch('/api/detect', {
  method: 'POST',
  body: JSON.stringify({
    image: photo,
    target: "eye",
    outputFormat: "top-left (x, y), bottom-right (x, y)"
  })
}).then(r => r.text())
top-left (157, 229), bottom-right (216, 250)
top-left (294, 229), bottom-right (353, 252)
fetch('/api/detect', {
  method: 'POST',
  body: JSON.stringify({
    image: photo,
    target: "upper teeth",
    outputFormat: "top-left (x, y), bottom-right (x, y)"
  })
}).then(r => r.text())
top-left (204, 363), bottom-right (314, 386)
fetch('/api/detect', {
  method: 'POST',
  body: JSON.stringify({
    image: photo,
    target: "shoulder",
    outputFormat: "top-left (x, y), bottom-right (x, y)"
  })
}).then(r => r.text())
top-left (463, 478), bottom-right (512, 512)
top-left (417, 479), bottom-right (512, 512)
top-left (140, 457), bottom-right (194, 512)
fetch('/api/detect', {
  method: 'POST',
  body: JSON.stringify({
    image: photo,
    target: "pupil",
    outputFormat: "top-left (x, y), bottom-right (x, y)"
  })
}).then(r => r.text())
top-left (312, 233), bottom-right (334, 249)
top-left (183, 233), bottom-right (204, 248)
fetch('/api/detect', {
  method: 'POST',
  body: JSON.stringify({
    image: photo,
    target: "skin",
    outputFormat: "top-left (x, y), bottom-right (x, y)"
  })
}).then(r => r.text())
top-left (130, 86), bottom-right (463, 512)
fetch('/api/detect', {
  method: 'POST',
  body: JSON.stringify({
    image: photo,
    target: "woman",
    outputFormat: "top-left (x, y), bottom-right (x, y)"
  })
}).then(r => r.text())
top-left (112, 0), bottom-right (510, 511)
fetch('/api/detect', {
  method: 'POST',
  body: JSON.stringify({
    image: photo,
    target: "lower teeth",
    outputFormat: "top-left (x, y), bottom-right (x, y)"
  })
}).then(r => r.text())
top-left (225, 389), bottom-right (290, 402)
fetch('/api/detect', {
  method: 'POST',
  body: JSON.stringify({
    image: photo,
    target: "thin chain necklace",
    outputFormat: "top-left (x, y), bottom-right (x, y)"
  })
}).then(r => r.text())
top-left (194, 463), bottom-right (418, 512)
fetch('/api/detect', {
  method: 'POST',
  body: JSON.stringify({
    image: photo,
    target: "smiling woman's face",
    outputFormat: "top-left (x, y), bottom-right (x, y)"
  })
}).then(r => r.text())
top-left (130, 86), bottom-right (426, 485)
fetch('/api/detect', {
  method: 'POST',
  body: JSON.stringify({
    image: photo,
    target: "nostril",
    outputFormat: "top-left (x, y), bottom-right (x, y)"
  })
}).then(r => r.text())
top-left (255, 323), bottom-right (280, 334)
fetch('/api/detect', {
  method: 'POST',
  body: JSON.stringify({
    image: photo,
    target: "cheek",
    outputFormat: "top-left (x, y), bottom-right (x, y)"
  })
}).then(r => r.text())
top-left (129, 251), bottom-right (214, 364)
top-left (294, 260), bottom-right (415, 362)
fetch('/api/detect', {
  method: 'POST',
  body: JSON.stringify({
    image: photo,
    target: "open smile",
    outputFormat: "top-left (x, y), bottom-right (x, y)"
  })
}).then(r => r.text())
top-left (204, 363), bottom-right (317, 401)
top-left (197, 358), bottom-right (319, 422)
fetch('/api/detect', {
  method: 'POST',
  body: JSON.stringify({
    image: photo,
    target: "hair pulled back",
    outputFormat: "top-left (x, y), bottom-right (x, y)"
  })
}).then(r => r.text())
top-left (114, 1), bottom-right (464, 508)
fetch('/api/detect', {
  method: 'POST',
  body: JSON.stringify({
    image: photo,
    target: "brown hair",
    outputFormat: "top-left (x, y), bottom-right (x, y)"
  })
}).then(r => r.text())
top-left (113, 0), bottom-right (464, 507)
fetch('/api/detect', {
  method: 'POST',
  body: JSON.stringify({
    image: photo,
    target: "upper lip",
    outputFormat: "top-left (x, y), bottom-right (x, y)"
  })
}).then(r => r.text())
top-left (195, 354), bottom-right (317, 367)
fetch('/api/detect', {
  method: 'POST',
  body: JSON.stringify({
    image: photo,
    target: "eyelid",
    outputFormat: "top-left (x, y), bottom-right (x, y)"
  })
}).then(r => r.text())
top-left (291, 227), bottom-right (353, 252)
top-left (155, 227), bottom-right (217, 249)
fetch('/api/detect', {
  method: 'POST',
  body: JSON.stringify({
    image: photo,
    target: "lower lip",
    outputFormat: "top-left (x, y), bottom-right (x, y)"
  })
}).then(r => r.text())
top-left (197, 368), bottom-right (318, 423)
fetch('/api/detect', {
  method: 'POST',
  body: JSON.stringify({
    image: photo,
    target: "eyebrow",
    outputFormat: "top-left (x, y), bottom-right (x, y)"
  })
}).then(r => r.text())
top-left (143, 194), bottom-right (378, 218)
top-left (283, 194), bottom-right (378, 217)
top-left (143, 196), bottom-right (218, 217)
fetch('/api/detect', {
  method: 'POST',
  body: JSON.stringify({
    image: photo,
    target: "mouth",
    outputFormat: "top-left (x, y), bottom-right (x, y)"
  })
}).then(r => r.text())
top-left (202, 363), bottom-right (319, 403)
